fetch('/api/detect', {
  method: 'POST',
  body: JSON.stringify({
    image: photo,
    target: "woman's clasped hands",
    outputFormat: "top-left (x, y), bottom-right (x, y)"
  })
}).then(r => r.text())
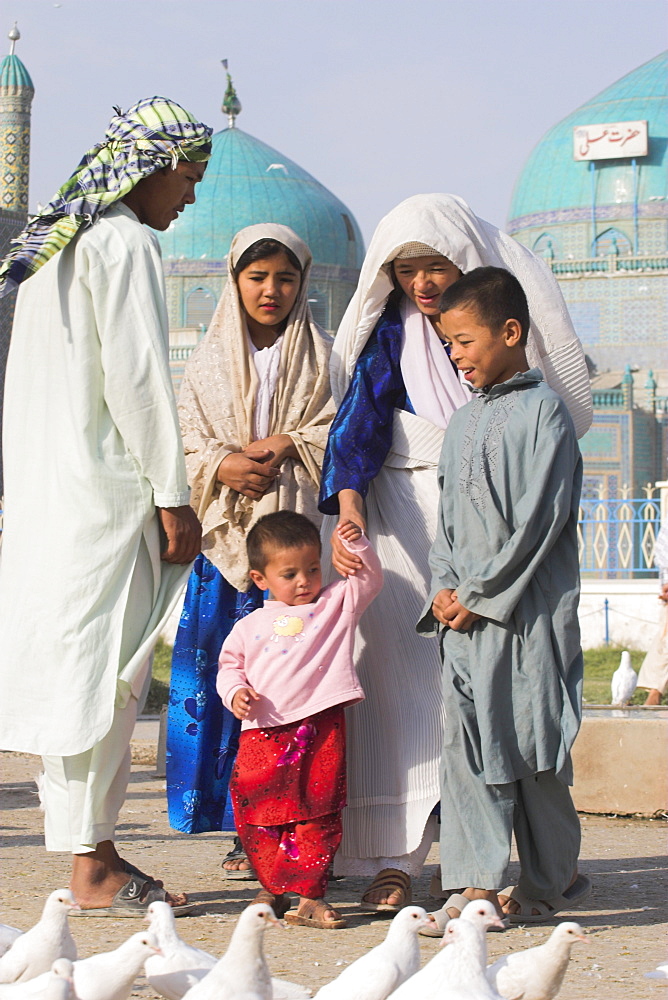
top-left (217, 435), bottom-right (298, 500)
top-left (431, 588), bottom-right (481, 631)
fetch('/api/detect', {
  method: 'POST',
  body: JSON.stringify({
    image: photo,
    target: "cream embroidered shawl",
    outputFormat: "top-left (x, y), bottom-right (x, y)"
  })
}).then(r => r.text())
top-left (179, 223), bottom-right (335, 591)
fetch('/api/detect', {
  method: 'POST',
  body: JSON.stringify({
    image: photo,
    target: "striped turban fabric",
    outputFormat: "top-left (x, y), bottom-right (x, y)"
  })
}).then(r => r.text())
top-left (0, 95), bottom-right (213, 297)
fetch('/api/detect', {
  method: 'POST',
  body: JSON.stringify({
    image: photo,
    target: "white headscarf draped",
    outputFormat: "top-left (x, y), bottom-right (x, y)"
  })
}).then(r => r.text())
top-left (179, 223), bottom-right (334, 591)
top-left (332, 194), bottom-right (593, 438)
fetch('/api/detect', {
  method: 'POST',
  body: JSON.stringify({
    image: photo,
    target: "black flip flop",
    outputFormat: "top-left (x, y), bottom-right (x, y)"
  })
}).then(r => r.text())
top-left (221, 836), bottom-right (257, 881)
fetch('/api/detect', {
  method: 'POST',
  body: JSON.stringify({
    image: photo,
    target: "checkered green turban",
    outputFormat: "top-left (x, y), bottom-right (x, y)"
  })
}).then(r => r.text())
top-left (0, 95), bottom-right (212, 297)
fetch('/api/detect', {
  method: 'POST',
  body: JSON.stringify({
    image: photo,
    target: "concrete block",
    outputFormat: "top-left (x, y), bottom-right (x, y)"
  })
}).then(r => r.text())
top-left (571, 713), bottom-right (668, 815)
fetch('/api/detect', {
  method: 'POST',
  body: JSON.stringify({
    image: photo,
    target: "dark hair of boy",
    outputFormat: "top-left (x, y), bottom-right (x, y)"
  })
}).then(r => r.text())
top-left (233, 238), bottom-right (302, 278)
top-left (247, 510), bottom-right (322, 572)
top-left (439, 265), bottom-right (530, 345)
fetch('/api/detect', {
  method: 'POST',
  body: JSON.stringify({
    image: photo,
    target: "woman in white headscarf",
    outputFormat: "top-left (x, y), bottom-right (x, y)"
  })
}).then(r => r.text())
top-left (167, 224), bottom-right (335, 858)
top-left (318, 194), bottom-right (592, 911)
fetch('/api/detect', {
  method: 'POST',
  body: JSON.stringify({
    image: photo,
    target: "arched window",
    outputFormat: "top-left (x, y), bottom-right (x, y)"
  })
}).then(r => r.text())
top-left (532, 232), bottom-right (559, 260)
top-left (595, 228), bottom-right (632, 257)
top-left (341, 213), bottom-right (355, 241)
top-left (185, 287), bottom-right (216, 329)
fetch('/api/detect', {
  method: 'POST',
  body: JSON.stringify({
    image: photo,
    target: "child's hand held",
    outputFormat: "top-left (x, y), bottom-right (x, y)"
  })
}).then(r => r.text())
top-left (337, 519), bottom-right (363, 542)
top-left (331, 520), bottom-right (364, 577)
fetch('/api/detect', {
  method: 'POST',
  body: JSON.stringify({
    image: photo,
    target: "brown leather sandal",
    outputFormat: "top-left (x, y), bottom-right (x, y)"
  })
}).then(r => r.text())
top-left (285, 898), bottom-right (347, 929)
top-left (252, 889), bottom-right (292, 919)
top-left (360, 868), bottom-right (412, 913)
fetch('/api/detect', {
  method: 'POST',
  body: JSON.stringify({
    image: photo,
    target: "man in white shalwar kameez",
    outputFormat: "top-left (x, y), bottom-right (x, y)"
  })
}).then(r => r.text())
top-left (0, 97), bottom-right (212, 915)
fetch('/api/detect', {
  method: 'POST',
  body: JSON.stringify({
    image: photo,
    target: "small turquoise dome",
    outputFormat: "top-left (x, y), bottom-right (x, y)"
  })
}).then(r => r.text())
top-left (158, 126), bottom-right (364, 268)
top-left (508, 52), bottom-right (667, 226)
top-left (0, 53), bottom-right (33, 93)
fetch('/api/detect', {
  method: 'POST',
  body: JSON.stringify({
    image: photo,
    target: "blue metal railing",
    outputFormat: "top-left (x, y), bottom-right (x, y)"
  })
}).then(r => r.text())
top-left (0, 498), bottom-right (663, 579)
top-left (578, 495), bottom-right (661, 577)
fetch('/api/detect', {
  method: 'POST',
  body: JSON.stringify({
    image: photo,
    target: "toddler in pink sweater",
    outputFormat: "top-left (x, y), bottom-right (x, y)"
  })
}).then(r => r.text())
top-left (216, 510), bottom-right (382, 929)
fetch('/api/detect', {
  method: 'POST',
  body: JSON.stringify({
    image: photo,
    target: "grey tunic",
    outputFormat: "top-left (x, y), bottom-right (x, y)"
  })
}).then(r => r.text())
top-left (417, 369), bottom-right (583, 786)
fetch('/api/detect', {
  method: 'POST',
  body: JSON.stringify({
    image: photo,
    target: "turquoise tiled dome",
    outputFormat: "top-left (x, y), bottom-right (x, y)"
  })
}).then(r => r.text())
top-left (0, 53), bottom-right (33, 92)
top-left (158, 125), bottom-right (364, 268)
top-left (508, 52), bottom-right (667, 226)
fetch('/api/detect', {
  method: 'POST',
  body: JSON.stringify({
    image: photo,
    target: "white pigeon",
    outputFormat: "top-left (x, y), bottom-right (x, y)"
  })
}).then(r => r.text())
top-left (70, 931), bottom-right (160, 1000)
top-left (15, 935), bottom-right (159, 1000)
top-left (389, 900), bottom-right (505, 1000)
top-left (313, 906), bottom-right (433, 1000)
top-left (0, 892), bottom-right (78, 983)
top-left (0, 927), bottom-right (23, 960)
top-left (179, 904), bottom-right (279, 1000)
top-left (610, 650), bottom-right (637, 706)
top-left (389, 919), bottom-right (503, 1000)
top-left (144, 902), bottom-right (216, 1000)
top-left (144, 901), bottom-right (309, 1000)
top-left (487, 921), bottom-right (588, 1000)
top-left (0, 959), bottom-right (74, 1000)
top-left (269, 982), bottom-right (312, 1000)
top-left (645, 960), bottom-right (668, 980)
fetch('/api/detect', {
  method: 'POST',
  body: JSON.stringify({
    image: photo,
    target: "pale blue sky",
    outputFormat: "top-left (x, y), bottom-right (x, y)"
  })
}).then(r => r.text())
top-left (0, 0), bottom-right (664, 241)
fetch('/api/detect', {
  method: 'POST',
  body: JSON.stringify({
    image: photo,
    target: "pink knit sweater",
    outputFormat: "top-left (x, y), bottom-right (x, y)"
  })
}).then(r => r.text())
top-left (216, 535), bottom-right (382, 730)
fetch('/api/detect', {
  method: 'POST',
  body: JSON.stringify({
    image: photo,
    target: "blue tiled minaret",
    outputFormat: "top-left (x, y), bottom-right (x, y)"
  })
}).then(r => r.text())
top-left (0, 24), bottom-right (34, 213)
top-left (0, 26), bottom-right (33, 492)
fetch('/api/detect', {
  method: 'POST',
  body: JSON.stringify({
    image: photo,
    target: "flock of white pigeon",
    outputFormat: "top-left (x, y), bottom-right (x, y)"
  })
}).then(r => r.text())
top-left (2, 887), bottom-right (663, 1000)
top-left (1, 653), bottom-right (662, 999)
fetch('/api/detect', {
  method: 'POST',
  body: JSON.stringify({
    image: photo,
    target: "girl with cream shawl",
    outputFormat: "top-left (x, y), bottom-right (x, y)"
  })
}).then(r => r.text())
top-left (318, 193), bottom-right (592, 911)
top-left (167, 224), bottom-right (335, 849)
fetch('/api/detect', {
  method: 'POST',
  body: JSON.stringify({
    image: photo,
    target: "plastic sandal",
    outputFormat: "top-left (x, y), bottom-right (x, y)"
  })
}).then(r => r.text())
top-left (121, 859), bottom-right (163, 886)
top-left (419, 893), bottom-right (466, 937)
top-left (72, 873), bottom-right (194, 918)
top-left (418, 893), bottom-right (509, 936)
top-left (501, 873), bottom-right (593, 925)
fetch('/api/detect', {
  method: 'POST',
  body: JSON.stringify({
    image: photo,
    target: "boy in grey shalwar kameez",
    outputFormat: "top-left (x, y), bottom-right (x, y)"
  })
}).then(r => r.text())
top-left (417, 266), bottom-right (591, 927)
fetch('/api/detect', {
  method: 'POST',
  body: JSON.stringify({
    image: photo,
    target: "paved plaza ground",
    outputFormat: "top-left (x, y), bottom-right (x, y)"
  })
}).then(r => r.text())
top-left (1, 731), bottom-right (666, 999)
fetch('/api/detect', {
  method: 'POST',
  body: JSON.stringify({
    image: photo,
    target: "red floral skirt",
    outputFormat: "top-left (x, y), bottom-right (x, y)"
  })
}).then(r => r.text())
top-left (230, 705), bottom-right (346, 898)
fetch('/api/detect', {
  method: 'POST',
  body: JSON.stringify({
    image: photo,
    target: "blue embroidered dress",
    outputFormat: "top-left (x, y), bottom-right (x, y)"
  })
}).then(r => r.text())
top-left (167, 559), bottom-right (263, 832)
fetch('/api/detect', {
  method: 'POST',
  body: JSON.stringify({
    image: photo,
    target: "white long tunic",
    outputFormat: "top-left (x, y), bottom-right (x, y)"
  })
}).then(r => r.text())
top-left (0, 203), bottom-right (190, 757)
